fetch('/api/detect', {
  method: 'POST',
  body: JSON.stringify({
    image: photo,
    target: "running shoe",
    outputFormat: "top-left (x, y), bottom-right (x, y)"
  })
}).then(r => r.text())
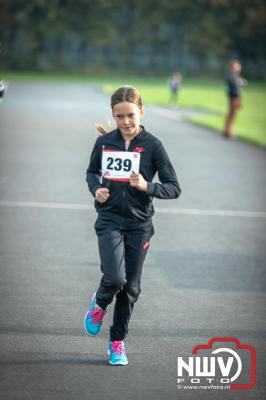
top-left (108, 341), bottom-right (128, 365)
top-left (84, 292), bottom-right (106, 336)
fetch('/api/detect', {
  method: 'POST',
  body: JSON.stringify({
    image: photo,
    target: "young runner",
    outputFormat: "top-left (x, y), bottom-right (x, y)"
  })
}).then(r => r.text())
top-left (84, 85), bottom-right (181, 365)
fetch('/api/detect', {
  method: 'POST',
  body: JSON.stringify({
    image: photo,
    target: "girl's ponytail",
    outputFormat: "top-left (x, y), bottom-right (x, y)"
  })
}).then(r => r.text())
top-left (95, 123), bottom-right (108, 135)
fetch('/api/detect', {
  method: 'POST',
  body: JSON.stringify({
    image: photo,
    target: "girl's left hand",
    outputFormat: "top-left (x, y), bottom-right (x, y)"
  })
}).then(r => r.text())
top-left (129, 171), bottom-right (148, 192)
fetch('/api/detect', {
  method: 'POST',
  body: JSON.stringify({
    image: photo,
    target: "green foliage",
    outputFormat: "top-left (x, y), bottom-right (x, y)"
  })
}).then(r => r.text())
top-left (0, 0), bottom-right (265, 75)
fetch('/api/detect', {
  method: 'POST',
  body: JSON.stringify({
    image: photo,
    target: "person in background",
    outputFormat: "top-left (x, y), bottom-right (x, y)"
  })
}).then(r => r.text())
top-left (0, 79), bottom-right (6, 99)
top-left (224, 60), bottom-right (247, 139)
top-left (168, 72), bottom-right (182, 106)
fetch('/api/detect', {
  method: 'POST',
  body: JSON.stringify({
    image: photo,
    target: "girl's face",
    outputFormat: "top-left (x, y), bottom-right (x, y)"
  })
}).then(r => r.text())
top-left (231, 62), bottom-right (242, 74)
top-left (112, 101), bottom-right (144, 139)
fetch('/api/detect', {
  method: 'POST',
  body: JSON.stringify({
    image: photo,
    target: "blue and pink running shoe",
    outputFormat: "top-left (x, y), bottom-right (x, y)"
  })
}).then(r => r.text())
top-left (84, 292), bottom-right (106, 336)
top-left (108, 341), bottom-right (128, 365)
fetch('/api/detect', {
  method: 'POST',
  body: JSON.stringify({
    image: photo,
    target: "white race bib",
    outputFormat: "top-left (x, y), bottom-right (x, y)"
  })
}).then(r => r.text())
top-left (102, 150), bottom-right (140, 181)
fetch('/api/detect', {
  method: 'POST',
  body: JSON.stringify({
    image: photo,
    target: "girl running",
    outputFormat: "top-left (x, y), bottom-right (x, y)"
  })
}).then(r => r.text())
top-left (84, 85), bottom-right (181, 365)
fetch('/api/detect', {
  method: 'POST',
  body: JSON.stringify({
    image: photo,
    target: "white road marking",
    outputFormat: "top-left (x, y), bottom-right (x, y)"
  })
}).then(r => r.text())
top-left (0, 200), bottom-right (265, 218)
top-left (156, 207), bottom-right (266, 218)
top-left (0, 200), bottom-right (93, 210)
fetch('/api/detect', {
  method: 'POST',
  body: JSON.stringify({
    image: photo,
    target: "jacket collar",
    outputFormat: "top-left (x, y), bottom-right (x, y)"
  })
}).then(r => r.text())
top-left (116, 125), bottom-right (146, 141)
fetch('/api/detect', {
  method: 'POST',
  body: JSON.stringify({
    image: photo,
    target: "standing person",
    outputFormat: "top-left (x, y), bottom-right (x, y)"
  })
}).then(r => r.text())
top-left (224, 59), bottom-right (247, 139)
top-left (84, 86), bottom-right (181, 366)
top-left (168, 72), bottom-right (182, 106)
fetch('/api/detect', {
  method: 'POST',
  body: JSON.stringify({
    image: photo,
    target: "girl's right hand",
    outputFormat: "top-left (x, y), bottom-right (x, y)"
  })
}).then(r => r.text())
top-left (95, 188), bottom-right (110, 203)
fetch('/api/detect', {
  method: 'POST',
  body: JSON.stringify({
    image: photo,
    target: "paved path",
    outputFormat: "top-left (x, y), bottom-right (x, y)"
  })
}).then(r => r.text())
top-left (0, 83), bottom-right (265, 400)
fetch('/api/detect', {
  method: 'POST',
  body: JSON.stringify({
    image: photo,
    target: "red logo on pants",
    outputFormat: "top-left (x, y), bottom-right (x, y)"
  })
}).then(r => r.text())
top-left (143, 241), bottom-right (150, 250)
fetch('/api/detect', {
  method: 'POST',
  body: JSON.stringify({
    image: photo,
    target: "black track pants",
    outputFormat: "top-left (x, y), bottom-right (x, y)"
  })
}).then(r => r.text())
top-left (95, 221), bottom-right (154, 341)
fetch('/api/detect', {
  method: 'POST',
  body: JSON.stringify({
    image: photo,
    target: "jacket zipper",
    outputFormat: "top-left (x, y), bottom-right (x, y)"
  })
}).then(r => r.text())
top-left (121, 139), bottom-right (129, 224)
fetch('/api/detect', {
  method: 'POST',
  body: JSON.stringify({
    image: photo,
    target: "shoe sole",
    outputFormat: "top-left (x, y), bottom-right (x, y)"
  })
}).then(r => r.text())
top-left (109, 360), bottom-right (128, 366)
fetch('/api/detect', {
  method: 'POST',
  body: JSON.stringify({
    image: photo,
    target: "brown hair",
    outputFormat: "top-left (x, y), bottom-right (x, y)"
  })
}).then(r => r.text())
top-left (95, 85), bottom-right (143, 135)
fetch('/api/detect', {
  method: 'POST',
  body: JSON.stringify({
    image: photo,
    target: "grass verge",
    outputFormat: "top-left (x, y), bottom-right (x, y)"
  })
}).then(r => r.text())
top-left (2, 71), bottom-right (266, 146)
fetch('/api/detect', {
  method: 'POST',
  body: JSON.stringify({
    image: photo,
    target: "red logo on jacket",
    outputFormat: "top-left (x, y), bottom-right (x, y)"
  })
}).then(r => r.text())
top-left (133, 147), bottom-right (145, 153)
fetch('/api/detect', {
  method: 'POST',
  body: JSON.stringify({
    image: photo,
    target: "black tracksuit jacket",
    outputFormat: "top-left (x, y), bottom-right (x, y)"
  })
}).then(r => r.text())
top-left (86, 126), bottom-right (181, 229)
top-left (226, 74), bottom-right (240, 98)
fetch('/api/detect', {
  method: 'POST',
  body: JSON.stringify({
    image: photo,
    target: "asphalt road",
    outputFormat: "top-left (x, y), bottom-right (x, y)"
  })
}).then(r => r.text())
top-left (0, 82), bottom-right (266, 400)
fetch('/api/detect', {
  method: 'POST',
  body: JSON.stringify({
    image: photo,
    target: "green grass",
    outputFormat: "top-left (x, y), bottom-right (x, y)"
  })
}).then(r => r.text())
top-left (183, 85), bottom-right (266, 147)
top-left (2, 71), bottom-right (266, 146)
top-left (102, 80), bottom-right (266, 147)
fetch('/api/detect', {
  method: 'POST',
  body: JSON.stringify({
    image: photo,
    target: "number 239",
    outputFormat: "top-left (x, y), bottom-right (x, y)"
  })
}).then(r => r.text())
top-left (107, 157), bottom-right (132, 172)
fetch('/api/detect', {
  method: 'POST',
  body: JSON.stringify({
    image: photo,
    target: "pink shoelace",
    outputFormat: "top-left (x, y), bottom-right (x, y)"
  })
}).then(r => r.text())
top-left (112, 341), bottom-right (124, 355)
top-left (88, 307), bottom-right (105, 323)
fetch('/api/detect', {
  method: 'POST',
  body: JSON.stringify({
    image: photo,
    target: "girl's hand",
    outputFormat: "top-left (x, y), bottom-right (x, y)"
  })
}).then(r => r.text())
top-left (129, 171), bottom-right (148, 192)
top-left (95, 188), bottom-right (110, 203)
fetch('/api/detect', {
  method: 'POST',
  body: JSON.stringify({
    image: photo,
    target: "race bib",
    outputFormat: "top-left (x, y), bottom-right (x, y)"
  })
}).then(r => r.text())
top-left (102, 150), bottom-right (141, 181)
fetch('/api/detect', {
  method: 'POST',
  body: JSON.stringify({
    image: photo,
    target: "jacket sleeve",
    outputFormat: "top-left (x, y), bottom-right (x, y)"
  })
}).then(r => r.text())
top-left (86, 139), bottom-right (103, 197)
top-left (146, 141), bottom-right (181, 199)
